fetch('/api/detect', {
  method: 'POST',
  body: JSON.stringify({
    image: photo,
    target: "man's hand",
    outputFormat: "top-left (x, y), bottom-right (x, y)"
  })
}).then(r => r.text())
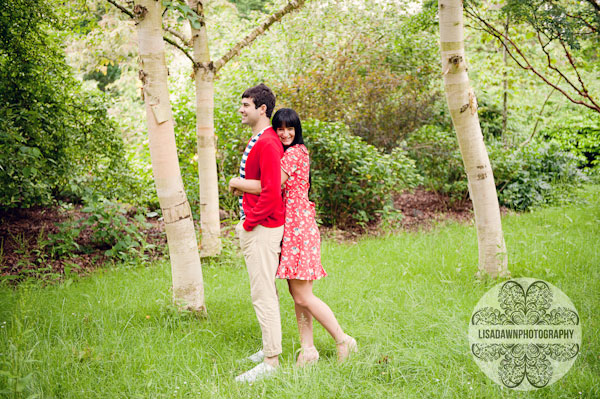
top-left (229, 177), bottom-right (243, 196)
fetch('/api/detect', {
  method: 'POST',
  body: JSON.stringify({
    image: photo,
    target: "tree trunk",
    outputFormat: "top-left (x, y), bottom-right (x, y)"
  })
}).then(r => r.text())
top-left (134, 0), bottom-right (206, 310)
top-left (502, 16), bottom-right (509, 144)
top-left (188, 0), bottom-right (222, 257)
top-left (439, 0), bottom-right (509, 278)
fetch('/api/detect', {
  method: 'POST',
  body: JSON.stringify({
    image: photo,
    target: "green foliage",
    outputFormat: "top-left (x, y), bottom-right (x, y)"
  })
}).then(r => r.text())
top-left (162, 0), bottom-right (203, 29)
top-left (48, 200), bottom-right (155, 262)
top-left (405, 125), bottom-right (585, 210)
top-left (491, 141), bottom-right (586, 210)
top-left (225, 0), bottom-right (445, 151)
top-left (83, 63), bottom-right (121, 91)
top-left (542, 126), bottom-right (600, 171)
top-left (208, 101), bottom-right (422, 226)
top-left (304, 120), bottom-right (421, 227)
top-left (227, 0), bottom-right (271, 17)
top-left (0, 0), bottom-right (135, 209)
top-left (501, 0), bottom-right (600, 51)
top-left (405, 125), bottom-right (468, 198)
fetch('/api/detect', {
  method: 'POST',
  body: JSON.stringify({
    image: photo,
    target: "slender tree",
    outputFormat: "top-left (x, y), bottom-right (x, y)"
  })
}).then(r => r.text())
top-left (134, 0), bottom-right (205, 311)
top-left (183, 0), bottom-right (306, 256)
top-left (439, 0), bottom-right (509, 278)
top-left (187, 0), bottom-right (221, 256)
top-left (108, 0), bottom-right (306, 258)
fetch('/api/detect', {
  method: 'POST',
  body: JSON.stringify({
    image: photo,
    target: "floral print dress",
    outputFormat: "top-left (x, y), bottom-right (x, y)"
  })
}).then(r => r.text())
top-left (276, 144), bottom-right (327, 280)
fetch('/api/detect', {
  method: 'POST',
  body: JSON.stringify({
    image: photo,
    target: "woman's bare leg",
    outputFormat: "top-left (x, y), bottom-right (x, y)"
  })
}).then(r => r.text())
top-left (294, 302), bottom-right (314, 348)
top-left (288, 279), bottom-right (345, 342)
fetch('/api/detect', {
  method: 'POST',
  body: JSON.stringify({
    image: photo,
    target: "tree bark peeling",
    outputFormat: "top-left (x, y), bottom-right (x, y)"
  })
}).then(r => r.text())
top-left (135, 0), bottom-right (205, 311)
top-left (439, 0), bottom-right (509, 278)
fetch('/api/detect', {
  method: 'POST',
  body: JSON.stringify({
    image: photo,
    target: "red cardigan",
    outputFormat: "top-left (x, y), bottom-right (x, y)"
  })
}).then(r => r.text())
top-left (242, 127), bottom-right (285, 231)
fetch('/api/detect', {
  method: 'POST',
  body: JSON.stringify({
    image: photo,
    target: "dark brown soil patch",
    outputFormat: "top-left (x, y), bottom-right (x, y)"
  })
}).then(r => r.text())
top-left (0, 206), bottom-right (166, 283)
top-left (1, 188), bottom-right (502, 281)
top-left (394, 188), bottom-right (475, 231)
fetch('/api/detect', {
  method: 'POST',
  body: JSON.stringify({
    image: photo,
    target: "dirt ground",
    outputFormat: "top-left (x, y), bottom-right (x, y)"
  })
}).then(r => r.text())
top-left (0, 189), bottom-right (482, 280)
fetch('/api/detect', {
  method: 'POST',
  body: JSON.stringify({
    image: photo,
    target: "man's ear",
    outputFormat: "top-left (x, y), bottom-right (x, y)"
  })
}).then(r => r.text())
top-left (259, 104), bottom-right (267, 115)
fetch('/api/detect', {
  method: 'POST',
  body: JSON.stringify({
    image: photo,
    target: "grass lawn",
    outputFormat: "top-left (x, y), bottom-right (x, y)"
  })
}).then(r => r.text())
top-left (1, 186), bottom-right (598, 398)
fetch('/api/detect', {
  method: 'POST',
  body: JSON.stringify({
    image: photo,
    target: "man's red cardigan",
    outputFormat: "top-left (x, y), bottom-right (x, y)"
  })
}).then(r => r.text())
top-left (242, 127), bottom-right (285, 231)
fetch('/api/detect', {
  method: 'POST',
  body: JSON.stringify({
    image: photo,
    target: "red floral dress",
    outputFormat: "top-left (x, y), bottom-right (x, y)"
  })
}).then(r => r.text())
top-left (276, 145), bottom-right (327, 280)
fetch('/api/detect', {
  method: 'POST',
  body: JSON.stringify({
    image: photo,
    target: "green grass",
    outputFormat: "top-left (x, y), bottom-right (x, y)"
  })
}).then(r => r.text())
top-left (1, 186), bottom-right (599, 398)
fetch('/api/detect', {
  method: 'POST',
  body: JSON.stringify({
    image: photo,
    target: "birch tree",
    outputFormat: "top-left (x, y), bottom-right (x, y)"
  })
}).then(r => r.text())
top-left (110, 0), bottom-right (306, 256)
top-left (439, 0), bottom-right (509, 278)
top-left (134, 0), bottom-right (205, 311)
top-left (184, 0), bottom-right (306, 256)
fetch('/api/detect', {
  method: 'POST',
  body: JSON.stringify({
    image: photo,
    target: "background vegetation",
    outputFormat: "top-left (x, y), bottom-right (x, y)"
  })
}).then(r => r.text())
top-left (2, 0), bottom-right (598, 223)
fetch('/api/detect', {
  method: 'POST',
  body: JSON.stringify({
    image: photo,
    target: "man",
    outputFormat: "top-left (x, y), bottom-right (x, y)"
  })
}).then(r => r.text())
top-left (229, 83), bottom-right (285, 383)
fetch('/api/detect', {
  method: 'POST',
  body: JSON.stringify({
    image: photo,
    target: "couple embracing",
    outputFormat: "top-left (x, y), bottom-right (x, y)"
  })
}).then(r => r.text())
top-left (229, 84), bottom-right (357, 383)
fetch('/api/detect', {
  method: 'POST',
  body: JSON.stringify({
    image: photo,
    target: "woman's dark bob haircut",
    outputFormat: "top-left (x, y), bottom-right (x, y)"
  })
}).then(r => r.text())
top-left (272, 108), bottom-right (304, 149)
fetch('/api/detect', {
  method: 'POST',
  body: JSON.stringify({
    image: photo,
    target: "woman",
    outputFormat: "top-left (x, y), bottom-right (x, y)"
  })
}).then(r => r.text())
top-left (230, 108), bottom-right (357, 365)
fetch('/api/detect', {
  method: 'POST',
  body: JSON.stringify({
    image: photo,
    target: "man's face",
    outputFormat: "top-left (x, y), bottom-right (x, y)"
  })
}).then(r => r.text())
top-left (238, 97), bottom-right (264, 127)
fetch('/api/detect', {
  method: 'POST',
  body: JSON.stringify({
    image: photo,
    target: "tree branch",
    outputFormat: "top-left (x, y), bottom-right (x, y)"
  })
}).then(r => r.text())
top-left (559, 38), bottom-right (600, 110)
top-left (564, 11), bottom-right (598, 34)
top-left (105, 0), bottom-right (195, 65)
top-left (465, 8), bottom-right (600, 113)
top-left (164, 36), bottom-right (195, 64)
top-left (106, 0), bottom-right (134, 18)
top-left (212, 0), bottom-right (305, 72)
top-left (584, 0), bottom-right (600, 14)
top-left (164, 26), bottom-right (191, 46)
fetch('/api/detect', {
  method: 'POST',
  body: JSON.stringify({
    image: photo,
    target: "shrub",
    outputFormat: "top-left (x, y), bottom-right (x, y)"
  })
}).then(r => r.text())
top-left (490, 141), bottom-right (585, 211)
top-left (404, 125), bottom-right (585, 211)
top-left (304, 120), bottom-right (421, 226)
top-left (405, 125), bottom-right (468, 199)
top-left (213, 114), bottom-right (421, 227)
top-left (48, 200), bottom-right (155, 262)
top-left (0, 0), bottom-right (135, 209)
top-left (541, 126), bottom-right (600, 171)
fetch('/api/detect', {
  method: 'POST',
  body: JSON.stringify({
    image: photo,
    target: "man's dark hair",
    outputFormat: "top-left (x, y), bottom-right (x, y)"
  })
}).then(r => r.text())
top-left (242, 83), bottom-right (276, 118)
top-left (272, 108), bottom-right (304, 150)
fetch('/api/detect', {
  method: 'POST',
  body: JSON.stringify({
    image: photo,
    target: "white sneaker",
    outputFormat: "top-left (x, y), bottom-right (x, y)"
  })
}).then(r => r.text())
top-left (246, 349), bottom-right (264, 363)
top-left (235, 362), bottom-right (276, 383)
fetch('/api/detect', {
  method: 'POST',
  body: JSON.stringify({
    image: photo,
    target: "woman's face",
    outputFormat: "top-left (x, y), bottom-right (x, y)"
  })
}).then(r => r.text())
top-left (276, 124), bottom-right (295, 146)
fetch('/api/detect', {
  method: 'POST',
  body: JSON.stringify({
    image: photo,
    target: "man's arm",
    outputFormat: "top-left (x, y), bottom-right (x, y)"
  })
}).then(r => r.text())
top-left (229, 169), bottom-right (289, 195)
top-left (229, 177), bottom-right (261, 195)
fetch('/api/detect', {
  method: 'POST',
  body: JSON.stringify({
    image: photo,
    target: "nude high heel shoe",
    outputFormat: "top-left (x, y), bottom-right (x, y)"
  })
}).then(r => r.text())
top-left (336, 335), bottom-right (357, 362)
top-left (296, 346), bottom-right (319, 367)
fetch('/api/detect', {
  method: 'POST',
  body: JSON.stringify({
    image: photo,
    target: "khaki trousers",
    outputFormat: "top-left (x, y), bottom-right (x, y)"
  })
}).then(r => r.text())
top-left (236, 222), bottom-right (284, 357)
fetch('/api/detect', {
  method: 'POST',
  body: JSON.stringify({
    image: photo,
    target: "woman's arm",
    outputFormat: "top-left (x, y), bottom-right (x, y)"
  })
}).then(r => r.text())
top-left (280, 168), bottom-right (289, 186)
top-left (229, 168), bottom-right (289, 195)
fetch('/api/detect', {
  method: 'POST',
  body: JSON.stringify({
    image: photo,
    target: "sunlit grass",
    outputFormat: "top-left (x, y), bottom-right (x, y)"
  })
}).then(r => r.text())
top-left (1, 186), bottom-right (598, 398)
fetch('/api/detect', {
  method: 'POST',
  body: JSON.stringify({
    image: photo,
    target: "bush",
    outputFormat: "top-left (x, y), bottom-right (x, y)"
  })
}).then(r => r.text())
top-left (304, 120), bottom-right (421, 226)
top-left (405, 125), bottom-right (468, 198)
top-left (490, 141), bottom-right (585, 211)
top-left (542, 126), bottom-right (600, 171)
top-left (404, 125), bottom-right (585, 211)
top-left (48, 200), bottom-right (155, 262)
top-left (0, 0), bottom-right (135, 209)
top-left (213, 114), bottom-right (421, 227)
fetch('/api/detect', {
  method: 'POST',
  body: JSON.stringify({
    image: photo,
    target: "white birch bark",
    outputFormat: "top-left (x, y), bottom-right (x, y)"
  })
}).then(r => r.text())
top-left (134, 0), bottom-right (206, 310)
top-left (439, 0), bottom-right (509, 278)
top-left (188, 0), bottom-right (222, 257)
